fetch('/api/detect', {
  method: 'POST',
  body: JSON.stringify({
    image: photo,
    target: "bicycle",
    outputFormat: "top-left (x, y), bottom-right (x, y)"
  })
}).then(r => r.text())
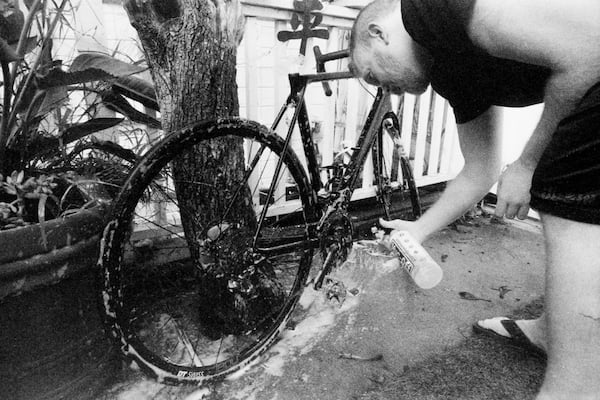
top-left (98, 46), bottom-right (422, 385)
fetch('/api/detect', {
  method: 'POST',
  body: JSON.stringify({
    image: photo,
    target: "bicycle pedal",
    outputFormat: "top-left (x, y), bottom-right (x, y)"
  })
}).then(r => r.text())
top-left (324, 278), bottom-right (347, 304)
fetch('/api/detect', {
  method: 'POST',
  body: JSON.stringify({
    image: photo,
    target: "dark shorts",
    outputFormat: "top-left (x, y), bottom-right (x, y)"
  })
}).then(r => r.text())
top-left (530, 81), bottom-right (600, 224)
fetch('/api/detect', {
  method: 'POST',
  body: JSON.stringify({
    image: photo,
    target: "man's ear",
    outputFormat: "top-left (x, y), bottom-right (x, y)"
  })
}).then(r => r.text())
top-left (367, 23), bottom-right (389, 45)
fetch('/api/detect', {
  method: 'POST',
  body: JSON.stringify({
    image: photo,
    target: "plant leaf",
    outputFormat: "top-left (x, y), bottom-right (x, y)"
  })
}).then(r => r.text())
top-left (0, 37), bottom-right (20, 62)
top-left (21, 36), bottom-right (38, 55)
top-left (61, 118), bottom-right (125, 145)
top-left (101, 89), bottom-right (161, 128)
top-left (25, 118), bottom-right (125, 159)
top-left (35, 86), bottom-right (69, 117)
top-left (87, 138), bottom-right (138, 164)
top-left (0, 6), bottom-right (24, 44)
top-left (111, 75), bottom-right (158, 111)
top-left (70, 52), bottom-right (145, 76)
top-left (36, 53), bottom-right (147, 89)
top-left (36, 67), bottom-right (116, 89)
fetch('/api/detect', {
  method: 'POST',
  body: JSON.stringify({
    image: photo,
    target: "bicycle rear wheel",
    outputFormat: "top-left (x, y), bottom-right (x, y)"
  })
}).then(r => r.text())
top-left (372, 112), bottom-right (422, 220)
top-left (99, 119), bottom-right (316, 384)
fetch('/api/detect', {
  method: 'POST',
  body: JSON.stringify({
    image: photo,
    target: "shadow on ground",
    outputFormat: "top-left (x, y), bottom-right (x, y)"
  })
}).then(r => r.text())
top-left (100, 214), bottom-right (546, 400)
top-left (359, 298), bottom-right (545, 400)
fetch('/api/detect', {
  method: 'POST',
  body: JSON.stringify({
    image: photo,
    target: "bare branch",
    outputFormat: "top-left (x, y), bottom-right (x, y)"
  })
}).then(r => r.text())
top-left (210, 0), bottom-right (245, 46)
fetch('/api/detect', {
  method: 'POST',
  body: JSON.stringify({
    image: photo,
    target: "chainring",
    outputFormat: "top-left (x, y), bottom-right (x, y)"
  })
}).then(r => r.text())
top-left (318, 209), bottom-right (353, 264)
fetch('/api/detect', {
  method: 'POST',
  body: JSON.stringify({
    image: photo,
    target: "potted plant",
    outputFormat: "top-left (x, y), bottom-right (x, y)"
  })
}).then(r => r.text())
top-left (0, 1), bottom-right (158, 399)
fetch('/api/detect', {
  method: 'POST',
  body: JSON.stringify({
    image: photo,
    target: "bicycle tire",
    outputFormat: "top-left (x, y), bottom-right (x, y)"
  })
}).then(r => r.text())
top-left (372, 117), bottom-right (398, 220)
top-left (371, 135), bottom-right (389, 220)
top-left (99, 118), bottom-right (316, 385)
top-left (400, 155), bottom-right (422, 218)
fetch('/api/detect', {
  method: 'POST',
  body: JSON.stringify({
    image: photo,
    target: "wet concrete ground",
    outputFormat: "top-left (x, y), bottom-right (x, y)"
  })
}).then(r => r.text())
top-left (101, 215), bottom-right (545, 400)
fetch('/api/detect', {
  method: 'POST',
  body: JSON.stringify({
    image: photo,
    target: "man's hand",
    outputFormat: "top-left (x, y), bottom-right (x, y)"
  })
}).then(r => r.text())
top-left (379, 218), bottom-right (426, 243)
top-left (495, 160), bottom-right (535, 220)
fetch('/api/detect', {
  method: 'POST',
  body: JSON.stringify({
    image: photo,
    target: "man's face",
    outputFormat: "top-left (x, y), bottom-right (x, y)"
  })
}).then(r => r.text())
top-left (350, 34), bottom-right (430, 95)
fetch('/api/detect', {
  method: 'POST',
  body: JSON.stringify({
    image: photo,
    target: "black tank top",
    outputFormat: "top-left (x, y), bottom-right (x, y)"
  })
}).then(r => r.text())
top-left (401, 0), bottom-right (551, 123)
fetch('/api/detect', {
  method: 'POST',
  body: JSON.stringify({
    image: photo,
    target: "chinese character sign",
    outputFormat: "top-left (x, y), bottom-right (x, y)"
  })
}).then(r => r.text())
top-left (277, 0), bottom-right (330, 56)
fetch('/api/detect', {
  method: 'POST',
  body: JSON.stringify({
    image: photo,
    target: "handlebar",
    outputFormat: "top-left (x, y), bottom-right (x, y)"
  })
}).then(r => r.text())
top-left (313, 46), bottom-right (351, 97)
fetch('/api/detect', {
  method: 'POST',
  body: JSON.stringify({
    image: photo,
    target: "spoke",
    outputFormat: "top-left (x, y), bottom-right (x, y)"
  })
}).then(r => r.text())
top-left (163, 168), bottom-right (207, 233)
top-left (213, 145), bottom-right (272, 237)
top-left (142, 267), bottom-right (204, 367)
top-left (162, 288), bottom-right (204, 367)
top-left (252, 164), bottom-right (291, 215)
top-left (252, 157), bottom-right (289, 241)
top-left (168, 314), bottom-right (204, 367)
top-left (148, 166), bottom-right (210, 235)
top-left (141, 180), bottom-right (189, 229)
top-left (218, 145), bottom-right (265, 226)
top-left (179, 328), bottom-right (204, 367)
top-left (154, 314), bottom-right (183, 362)
top-left (194, 331), bottom-right (203, 365)
top-left (215, 336), bottom-right (224, 367)
top-left (133, 212), bottom-right (184, 238)
top-left (250, 150), bottom-right (276, 199)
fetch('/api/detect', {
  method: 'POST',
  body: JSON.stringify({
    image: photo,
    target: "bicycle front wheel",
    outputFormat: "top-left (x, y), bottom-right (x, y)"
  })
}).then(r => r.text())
top-left (99, 119), bottom-right (316, 384)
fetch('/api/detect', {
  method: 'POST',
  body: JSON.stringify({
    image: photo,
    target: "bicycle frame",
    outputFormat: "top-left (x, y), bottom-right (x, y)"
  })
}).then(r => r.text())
top-left (257, 49), bottom-right (408, 225)
top-left (252, 47), bottom-right (422, 276)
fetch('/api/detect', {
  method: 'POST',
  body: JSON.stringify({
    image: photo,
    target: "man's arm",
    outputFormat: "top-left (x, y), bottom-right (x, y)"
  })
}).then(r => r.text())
top-left (494, 73), bottom-right (588, 219)
top-left (382, 106), bottom-right (503, 242)
top-left (469, 0), bottom-right (600, 218)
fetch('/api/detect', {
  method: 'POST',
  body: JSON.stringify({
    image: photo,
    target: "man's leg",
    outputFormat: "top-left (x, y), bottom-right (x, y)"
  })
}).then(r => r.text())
top-left (536, 213), bottom-right (600, 400)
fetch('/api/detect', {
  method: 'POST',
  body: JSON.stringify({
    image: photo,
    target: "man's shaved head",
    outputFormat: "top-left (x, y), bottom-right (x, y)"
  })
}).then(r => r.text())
top-left (350, 0), bottom-right (398, 53)
top-left (347, 0), bottom-right (431, 94)
top-left (349, 0), bottom-right (399, 76)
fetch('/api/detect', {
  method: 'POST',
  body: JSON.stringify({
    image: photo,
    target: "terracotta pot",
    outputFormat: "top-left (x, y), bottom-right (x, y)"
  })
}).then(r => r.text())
top-left (0, 207), bottom-right (120, 400)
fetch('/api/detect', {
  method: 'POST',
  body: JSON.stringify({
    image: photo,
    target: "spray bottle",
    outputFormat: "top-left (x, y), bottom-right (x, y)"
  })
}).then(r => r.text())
top-left (389, 231), bottom-right (443, 289)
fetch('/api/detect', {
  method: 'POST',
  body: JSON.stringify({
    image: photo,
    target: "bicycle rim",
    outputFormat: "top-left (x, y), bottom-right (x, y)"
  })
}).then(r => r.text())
top-left (99, 119), bottom-right (315, 384)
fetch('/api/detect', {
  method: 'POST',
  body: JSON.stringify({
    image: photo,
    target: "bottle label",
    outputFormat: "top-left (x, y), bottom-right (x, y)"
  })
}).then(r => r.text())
top-left (390, 235), bottom-right (418, 274)
top-left (396, 253), bottom-right (416, 275)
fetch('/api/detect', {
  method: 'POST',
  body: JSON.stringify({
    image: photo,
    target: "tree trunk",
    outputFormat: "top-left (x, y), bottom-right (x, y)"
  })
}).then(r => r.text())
top-left (123, 0), bottom-right (255, 258)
